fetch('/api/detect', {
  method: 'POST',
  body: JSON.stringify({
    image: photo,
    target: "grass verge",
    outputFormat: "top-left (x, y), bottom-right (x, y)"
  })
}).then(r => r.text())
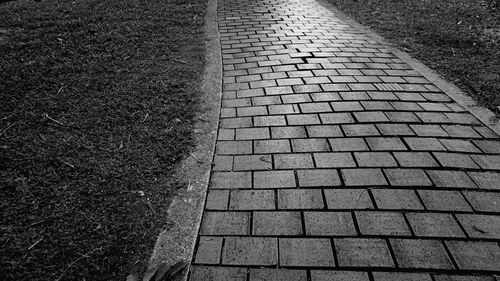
top-left (0, 0), bottom-right (207, 279)
top-left (327, 0), bottom-right (500, 113)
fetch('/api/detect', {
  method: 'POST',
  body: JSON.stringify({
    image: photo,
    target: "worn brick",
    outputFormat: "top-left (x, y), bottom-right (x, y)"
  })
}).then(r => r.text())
top-left (361, 101), bottom-right (394, 111)
top-left (356, 211), bottom-right (411, 235)
top-left (372, 189), bottom-right (424, 210)
top-left (213, 155), bottom-right (233, 171)
top-left (269, 104), bottom-right (300, 115)
top-left (218, 128), bottom-right (235, 141)
top-left (254, 170), bottom-right (296, 188)
top-left (292, 138), bottom-right (330, 152)
top-left (249, 269), bottom-right (307, 281)
top-left (354, 111), bottom-right (390, 122)
top-left (211, 172), bottom-right (252, 189)
top-left (467, 172), bottom-right (500, 190)
top-left (339, 91), bottom-right (370, 100)
top-left (190, 266), bottom-right (246, 281)
top-left (311, 271), bottom-right (370, 281)
top-left (282, 93), bottom-right (312, 104)
top-left (254, 139), bottom-right (291, 154)
top-left (407, 212), bottom-right (465, 237)
top-left (195, 236), bottom-right (223, 264)
top-left (342, 168), bottom-right (388, 186)
top-left (390, 239), bottom-right (454, 269)
top-left (456, 214), bottom-right (500, 239)
top-left (445, 241), bottom-right (500, 271)
top-left (278, 189), bottom-right (324, 209)
top-left (330, 101), bottom-right (364, 112)
top-left (287, 114), bottom-right (321, 125)
top-left (410, 125), bottom-right (449, 137)
top-left (355, 152), bottom-right (397, 167)
top-left (280, 238), bottom-right (335, 267)
top-left (329, 138), bottom-right (368, 151)
top-left (470, 154), bottom-right (500, 170)
top-left (266, 86), bottom-right (294, 95)
top-left (427, 170), bottom-right (476, 188)
top-left (335, 238), bottom-right (394, 267)
top-left (311, 92), bottom-right (342, 102)
top-left (439, 139), bottom-right (481, 153)
top-left (206, 190), bottom-right (229, 210)
top-left (297, 169), bottom-right (341, 187)
top-left (271, 126), bottom-right (307, 139)
top-left (393, 152), bottom-right (438, 167)
top-left (254, 115), bottom-right (287, 126)
top-left (386, 112), bottom-right (421, 123)
top-left (385, 168), bottom-right (432, 186)
top-left (463, 191), bottom-right (500, 212)
top-left (434, 152), bottom-right (480, 169)
top-left (200, 212), bottom-right (249, 235)
top-left (314, 152), bottom-right (356, 168)
top-left (443, 125), bottom-right (482, 138)
top-left (222, 237), bottom-right (277, 266)
top-left (304, 211), bottom-right (357, 235)
top-left (366, 137), bottom-right (407, 151)
top-left (252, 211), bottom-right (303, 236)
top-left (473, 140), bottom-right (500, 153)
top-left (275, 154), bottom-right (314, 169)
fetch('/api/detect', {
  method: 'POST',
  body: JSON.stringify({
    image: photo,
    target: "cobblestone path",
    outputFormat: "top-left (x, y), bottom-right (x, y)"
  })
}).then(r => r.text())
top-left (189, 0), bottom-right (500, 279)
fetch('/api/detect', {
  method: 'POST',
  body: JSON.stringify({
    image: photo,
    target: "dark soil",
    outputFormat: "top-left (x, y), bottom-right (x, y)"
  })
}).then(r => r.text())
top-left (0, 0), bottom-right (207, 279)
top-left (327, 0), bottom-right (500, 113)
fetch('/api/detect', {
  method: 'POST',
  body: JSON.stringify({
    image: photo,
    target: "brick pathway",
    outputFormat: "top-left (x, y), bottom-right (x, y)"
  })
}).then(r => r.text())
top-left (189, 0), bottom-right (500, 279)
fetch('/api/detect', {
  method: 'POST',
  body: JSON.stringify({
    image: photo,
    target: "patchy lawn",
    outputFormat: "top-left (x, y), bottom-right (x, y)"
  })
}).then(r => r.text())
top-left (327, 0), bottom-right (500, 113)
top-left (0, 0), bottom-right (207, 279)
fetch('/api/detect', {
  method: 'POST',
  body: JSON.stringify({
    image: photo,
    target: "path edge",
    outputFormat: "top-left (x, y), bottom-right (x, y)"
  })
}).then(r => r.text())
top-left (143, 0), bottom-right (221, 278)
top-left (315, 0), bottom-right (500, 135)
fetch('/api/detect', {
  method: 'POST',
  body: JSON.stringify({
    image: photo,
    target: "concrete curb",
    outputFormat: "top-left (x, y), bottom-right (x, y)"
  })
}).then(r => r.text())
top-left (143, 0), bottom-right (221, 278)
top-left (315, 0), bottom-right (500, 135)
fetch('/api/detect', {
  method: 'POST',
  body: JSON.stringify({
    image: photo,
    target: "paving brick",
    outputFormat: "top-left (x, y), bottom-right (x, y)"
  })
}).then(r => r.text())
top-left (222, 237), bottom-right (277, 266)
top-left (385, 168), bottom-right (432, 186)
top-left (254, 170), bottom-right (296, 188)
top-left (269, 104), bottom-right (301, 115)
top-left (237, 88), bottom-right (265, 98)
top-left (249, 269), bottom-right (307, 281)
top-left (271, 126), bottom-right (307, 139)
top-left (366, 137), bottom-right (407, 151)
top-left (473, 140), bottom-right (500, 153)
top-left (263, 226), bottom-right (321, 259)
top-left (190, 266), bottom-right (246, 281)
top-left (433, 152), bottom-right (480, 169)
top-left (230, 190), bottom-right (274, 210)
top-left (278, 189), bottom-right (324, 209)
top-left (314, 152), bottom-right (356, 168)
top-left (342, 124), bottom-right (380, 136)
top-left (339, 91), bottom-right (370, 100)
top-left (342, 168), bottom-right (388, 186)
top-left (352, 152), bottom-right (395, 167)
top-left (418, 190), bottom-right (472, 211)
top-left (235, 127), bottom-right (270, 140)
top-left (391, 102), bottom-right (423, 111)
top-left (304, 211), bottom-right (357, 235)
top-left (218, 128), bottom-right (235, 140)
top-left (463, 191), bottom-right (500, 212)
top-left (324, 189), bottom-right (374, 210)
top-left (233, 155), bottom-right (272, 171)
top-left (386, 112), bottom-right (421, 123)
top-left (329, 138), bottom-right (368, 151)
top-left (445, 241), bottom-right (500, 271)
top-left (287, 114), bottom-right (321, 125)
top-left (373, 272), bottom-right (432, 281)
top-left (212, 155), bottom-right (233, 171)
top-left (282, 93), bottom-right (312, 104)
top-left (376, 124), bottom-right (415, 136)
top-left (456, 214), bottom-right (500, 239)
top-left (433, 274), bottom-right (496, 281)
top-left (195, 236), bottom-right (223, 264)
top-left (372, 189), bottom-right (424, 210)
top-left (200, 212), bottom-right (249, 235)
top-left (356, 211), bottom-right (411, 235)
top-left (470, 154), bottom-right (500, 170)
top-left (410, 125), bottom-right (449, 137)
top-left (439, 139), bottom-right (481, 153)
top-left (217, 140), bottom-right (252, 155)
top-left (443, 125), bottom-right (482, 138)
top-left (354, 111), bottom-right (390, 122)
top-left (390, 239), bottom-right (454, 269)
top-left (254, 139), bottom-right (291, 154)
top-left (252, 211), bottom-right (303, 236)
top-left (265, 86), bottom-right (294, 95)
top-left (393, 152), bottom-right (438, 167)
top-left (297, 169), bottom-right (341, 187)
top-left (211, 172), bottom-right (252, 189)
top-left (467, 172), bottom-right (500, 190)
top-left (223, 98), bottom-right (252, 108)
top-left (307, 125), bottom-right (343, 137)
top-left (407, 212), bottom-right (465, 237)
top-left (254, 115), bottom-right (287, 126)
top-left (311, 271), bottom-right (370, 281)
top-left (311, 92), bottom-right (342, 102)
top-left (292, 138), bottom-right (330, 152)
top-left (427, 170), bottom-right (476, 188)
top-left (334, 238), bottom-right (394, 267)
top-left (206, 190), bottom-right (229, 210)
top-left (221, 108), bottom-right (236, 118)
top-left (319, 113), bottom-right (355, 124)
top-left (330, 101), bottom-right (364, 111)
top-left (274, 154), bottom-right (314, 169)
